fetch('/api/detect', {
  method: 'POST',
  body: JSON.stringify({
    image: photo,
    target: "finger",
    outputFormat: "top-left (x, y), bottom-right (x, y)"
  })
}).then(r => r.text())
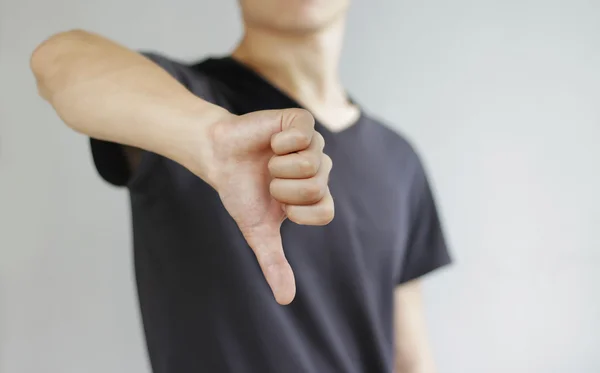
top-left (286, 188), bottom-right (335, 226)
top-left (270, 154), bottom-right (332, 205)
top-left (271, 109), bottom-right (315, 155)
top-left (268, 132), bottom-right (325, 179)
top-left (243, 225), bottom-right (296, 305)
top-left (233, 109), bottom-right (313, 152)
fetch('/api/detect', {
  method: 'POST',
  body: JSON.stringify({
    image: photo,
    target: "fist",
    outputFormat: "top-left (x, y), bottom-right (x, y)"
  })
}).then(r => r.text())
top-left (206, 108), bottom-right (334, 305)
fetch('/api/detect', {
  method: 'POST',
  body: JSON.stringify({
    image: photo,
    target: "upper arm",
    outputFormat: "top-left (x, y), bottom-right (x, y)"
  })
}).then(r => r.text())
top-left (394, 280), bottom-right (436, 373)
top-left (393, 149), bottom-right (450, 372)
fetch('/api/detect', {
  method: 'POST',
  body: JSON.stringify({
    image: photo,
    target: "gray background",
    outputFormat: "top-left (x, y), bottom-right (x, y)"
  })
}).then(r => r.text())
top-left (1, 0), bottom-right (599, 372)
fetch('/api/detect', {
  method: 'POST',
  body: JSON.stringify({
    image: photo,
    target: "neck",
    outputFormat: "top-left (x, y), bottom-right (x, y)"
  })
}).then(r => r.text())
top-left (232, 19), bottom-right (347, 108)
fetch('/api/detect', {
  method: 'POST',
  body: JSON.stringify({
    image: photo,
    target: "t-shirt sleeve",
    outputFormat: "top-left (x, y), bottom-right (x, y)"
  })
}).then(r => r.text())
top-left (398, 152), bottom-right (452, 284)
top-left (89, 51), bottom-right (188, 188)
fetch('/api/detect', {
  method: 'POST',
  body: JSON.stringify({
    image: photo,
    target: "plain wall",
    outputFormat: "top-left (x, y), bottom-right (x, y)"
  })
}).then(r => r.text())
top-left (1, 0), bottom-right (599, 372)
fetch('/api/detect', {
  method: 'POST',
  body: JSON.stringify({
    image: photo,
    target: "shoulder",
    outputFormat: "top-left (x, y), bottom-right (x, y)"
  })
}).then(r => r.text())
top-left (360, 115), bottom-right (441, 219)
top-left (359, 112), bottom-right (422, 172)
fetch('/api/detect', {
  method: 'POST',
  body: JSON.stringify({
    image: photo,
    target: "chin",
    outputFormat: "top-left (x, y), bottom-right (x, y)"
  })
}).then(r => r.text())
top-left (277, 14), bottom-right (340, 34)
top-left (240, 0), bottom-right (350, 34)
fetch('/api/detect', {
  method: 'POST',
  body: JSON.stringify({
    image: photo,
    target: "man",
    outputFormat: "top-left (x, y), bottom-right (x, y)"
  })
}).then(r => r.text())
top-left (30, 0), bottom-right (451, 372)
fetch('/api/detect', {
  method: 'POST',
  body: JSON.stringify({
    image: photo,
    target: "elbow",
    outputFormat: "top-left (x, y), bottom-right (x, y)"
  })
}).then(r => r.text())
top-left (30, 29), bottom-right (89, 99)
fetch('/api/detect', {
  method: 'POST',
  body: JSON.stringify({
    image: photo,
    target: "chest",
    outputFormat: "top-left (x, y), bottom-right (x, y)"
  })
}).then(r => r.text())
top-left (282, 151), bottom-right (410, 293)
top-left (152, 145), bottom-right (412, 293)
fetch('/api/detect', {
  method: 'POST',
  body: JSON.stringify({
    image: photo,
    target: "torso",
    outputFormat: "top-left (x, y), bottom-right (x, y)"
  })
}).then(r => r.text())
top-left (123, 54), bottom-right (432, 373)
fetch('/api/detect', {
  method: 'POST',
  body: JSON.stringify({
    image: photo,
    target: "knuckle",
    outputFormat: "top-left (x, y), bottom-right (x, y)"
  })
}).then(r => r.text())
top-left (318, 204), bottom-right (335, 225)
top-left (299, 182), bottom-right (324, 202)
top-left (293, 130), bottom-right (312, 149)
top-left (293, 108), bottom-right (315, 124)
top-left (258, 249), bottom-right (287, 269)
top-left (320, 154), bottom-right (333, 177)
top-left (322, 153), bottom-right (333, 168)
top-left (298, 156), bottom-right (318, 176)
top-left (314, 132), bottom-right (325, 148)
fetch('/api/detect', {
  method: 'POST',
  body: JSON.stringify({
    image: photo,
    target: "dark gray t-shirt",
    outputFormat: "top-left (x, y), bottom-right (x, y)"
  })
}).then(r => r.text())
top-left (90, 53), bottom-right (451, 373)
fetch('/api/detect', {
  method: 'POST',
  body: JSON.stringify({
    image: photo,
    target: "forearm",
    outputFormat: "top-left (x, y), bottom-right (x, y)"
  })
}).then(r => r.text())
top-left (30, 30), bottom-right (227, 182)
top-left (394, 282), bottom-right (437, 373)
top-left (394, 357), bottom-right (435, 373)
top-left (395, 338), bottom-right (436, 373)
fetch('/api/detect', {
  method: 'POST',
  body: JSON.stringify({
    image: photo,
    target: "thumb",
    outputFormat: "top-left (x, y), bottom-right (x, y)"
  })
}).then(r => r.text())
top-left (239, 108), bottom-right (312, 146)
top-left (242, 224), bottom-right (296, 305)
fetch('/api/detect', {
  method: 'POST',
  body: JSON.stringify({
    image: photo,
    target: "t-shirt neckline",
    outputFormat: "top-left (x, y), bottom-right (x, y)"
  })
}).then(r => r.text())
top-left (220, 56), bottom-right (365, 138)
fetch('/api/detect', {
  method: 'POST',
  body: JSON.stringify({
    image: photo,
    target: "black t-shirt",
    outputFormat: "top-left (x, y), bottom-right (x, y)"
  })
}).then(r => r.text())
top-left (90, 53), bottom-right (451, 373)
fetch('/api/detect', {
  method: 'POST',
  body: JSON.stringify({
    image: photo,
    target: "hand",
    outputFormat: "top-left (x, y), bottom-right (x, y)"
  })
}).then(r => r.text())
top-left (204, 108), bottom-right (334, 305)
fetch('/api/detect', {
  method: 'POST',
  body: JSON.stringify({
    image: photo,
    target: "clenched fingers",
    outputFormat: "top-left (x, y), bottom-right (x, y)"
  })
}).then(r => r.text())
top-left (270, 154), bottom-right (332, 205)
top-left (271, 109), bottom-right (316, 155)
top-left (268, 132), bottom-right (325, 179)
top-left (285, 189), bottom-right (335, 226)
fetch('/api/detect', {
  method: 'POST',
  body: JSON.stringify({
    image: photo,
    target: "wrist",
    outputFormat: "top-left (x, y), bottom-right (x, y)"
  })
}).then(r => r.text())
top-left (170, 100), bottom-right (232, 189)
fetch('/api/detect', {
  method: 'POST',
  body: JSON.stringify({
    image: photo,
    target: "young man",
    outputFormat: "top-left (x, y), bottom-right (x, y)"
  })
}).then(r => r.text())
top-left (31, 0), bottom-right (451, 372)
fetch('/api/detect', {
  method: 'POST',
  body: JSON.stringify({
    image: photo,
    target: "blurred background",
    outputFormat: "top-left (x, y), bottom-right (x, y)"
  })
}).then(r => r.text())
top-left (1, 0), bottom-right (599, 372)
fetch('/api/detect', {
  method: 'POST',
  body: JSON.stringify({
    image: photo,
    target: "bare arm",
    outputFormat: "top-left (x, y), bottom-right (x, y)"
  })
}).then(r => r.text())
top-left (394, 280), bottom-right (437, 373)
top-left (30, 31), bottom-right (335, 303)
top-left (30, 29), bottom-right (227, 184)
